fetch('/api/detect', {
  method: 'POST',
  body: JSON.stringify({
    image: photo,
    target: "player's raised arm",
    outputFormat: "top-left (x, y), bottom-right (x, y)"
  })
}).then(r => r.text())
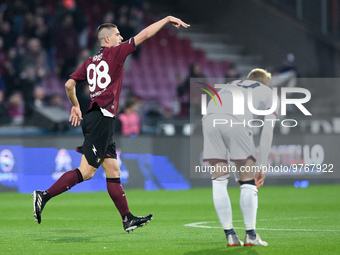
top-left (134, 16), bottom-right (190, 46)
top-left (65, 78), bottom-right (82, 127)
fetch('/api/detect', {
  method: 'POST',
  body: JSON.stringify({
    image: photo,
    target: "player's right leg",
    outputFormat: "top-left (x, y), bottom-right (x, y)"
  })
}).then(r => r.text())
top-left (236, 160), bottom-right (268, 246)
top-left (203, 115), bottom-right (243, 246)
top-left (227, 123), bottom-right (268, 246)
top-left (33, 155), bottom-right (97, 224)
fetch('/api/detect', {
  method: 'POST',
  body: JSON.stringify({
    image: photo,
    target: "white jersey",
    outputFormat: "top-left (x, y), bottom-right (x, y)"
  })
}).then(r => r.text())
top-left (205, 80), bottom-right (278, 126)
top-left (202, 79), bottom-right (279, 167)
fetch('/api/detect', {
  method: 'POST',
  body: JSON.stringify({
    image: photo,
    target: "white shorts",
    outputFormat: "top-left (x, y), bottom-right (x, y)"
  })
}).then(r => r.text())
top-left (202, 114), bottom-right (256, 164)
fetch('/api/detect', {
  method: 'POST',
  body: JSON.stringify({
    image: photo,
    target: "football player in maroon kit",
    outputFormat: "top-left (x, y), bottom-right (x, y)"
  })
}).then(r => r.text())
top-left (33, 16), bottom-right (190, 232)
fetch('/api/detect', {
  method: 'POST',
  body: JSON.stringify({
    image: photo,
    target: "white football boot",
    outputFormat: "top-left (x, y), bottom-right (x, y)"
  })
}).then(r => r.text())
top-left (244, 233), bottom-right (268, 246)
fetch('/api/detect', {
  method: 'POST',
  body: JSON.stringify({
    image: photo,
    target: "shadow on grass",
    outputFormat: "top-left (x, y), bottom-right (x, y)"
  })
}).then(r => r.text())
top-left (33, 229), bottom-right (113, 243)
top-left (185, 247), bottom-right (260, 255)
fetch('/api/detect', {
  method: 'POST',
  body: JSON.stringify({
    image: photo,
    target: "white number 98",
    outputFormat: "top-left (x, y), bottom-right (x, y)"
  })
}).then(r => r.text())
top-left (87, 61), bottom-right (111, 92)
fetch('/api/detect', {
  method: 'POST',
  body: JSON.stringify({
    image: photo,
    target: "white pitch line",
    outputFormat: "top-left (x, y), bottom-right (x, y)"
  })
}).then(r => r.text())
top-left (245, 227), bottom-right (340, 232)
top-left (185, 222), bottom-right (217, 229)
top-left (185, 218), bottom-right (340, 232)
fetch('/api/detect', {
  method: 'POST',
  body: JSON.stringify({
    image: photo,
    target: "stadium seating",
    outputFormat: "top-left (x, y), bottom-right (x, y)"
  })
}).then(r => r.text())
top-left (125, 23), bottom-right (229, 110)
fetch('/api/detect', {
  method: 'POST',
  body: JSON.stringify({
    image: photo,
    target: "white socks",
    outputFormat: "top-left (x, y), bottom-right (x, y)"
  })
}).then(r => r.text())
top-left (212, 175), bottom-right (233, 230)
top-left (212, 176), bottom-right (258, 233)
top-left (240, 184), bottom-right (258, 231)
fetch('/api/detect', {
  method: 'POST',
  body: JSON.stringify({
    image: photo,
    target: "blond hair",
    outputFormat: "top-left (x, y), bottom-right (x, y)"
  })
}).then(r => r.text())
top-left (247, 68), bottom-right (272, 86)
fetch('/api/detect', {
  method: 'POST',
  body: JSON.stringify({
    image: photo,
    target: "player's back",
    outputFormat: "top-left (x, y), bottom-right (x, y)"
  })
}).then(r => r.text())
top-left (86, 46), bottom-right (124, 95)
top-left (206, 79), bottom-right (275, 124)
top-left (71, 38), bottom-right (136, 115)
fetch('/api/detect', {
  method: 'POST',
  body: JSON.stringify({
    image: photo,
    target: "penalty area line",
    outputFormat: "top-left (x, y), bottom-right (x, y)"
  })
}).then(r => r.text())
top-left (184, 220), bottom-right (340, 232)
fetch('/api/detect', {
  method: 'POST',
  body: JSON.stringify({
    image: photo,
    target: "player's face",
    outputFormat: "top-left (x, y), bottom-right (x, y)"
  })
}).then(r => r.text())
top-left (110, 27), bottom-right (123, 46)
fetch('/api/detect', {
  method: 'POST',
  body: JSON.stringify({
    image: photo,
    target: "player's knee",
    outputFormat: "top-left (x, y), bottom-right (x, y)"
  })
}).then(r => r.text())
top-left (111, 167), bottom-right (121, 178)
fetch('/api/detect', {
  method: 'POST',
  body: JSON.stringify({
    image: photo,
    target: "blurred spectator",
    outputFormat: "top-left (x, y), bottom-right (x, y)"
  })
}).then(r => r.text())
top-left (54, 13), bottom-right (79, 80)
top-left (0, 21), bottom-right (17, 51)
top-left (280, 53), bottom-right (300, 75)
top-left (8, 92), bottom-right (24, 125)
top-left (0, 0), bottom-right (149, 129)
top-left (116, 97), bottom-right (141, 136)
top-left (176, 63), bottom-right (205, 118)
top-left (76, 48), bottom-right (91, 68)
top-left (20, 66), bottom-right (39, 118)
top-left (0, 90), bottom-right (10, 125)
top-left (2, 0), bottom-right (25, 36)
top-left (271, 53), bottom-right (300, 88)
top-left (103, 11), bottom-right (115, 24)
top-left (48, 93), bottom-right (64, 108)
top-left (3, 48), bottom-right (21, 98)
top-left (33, 86), bottom-right (47, 108)
top-left (55, 0), bottom-right (87, 48)
top-left (21, 38), bottom-right (49, 81)
top-left (224, 63), bottom-right (240, 80)
top-left (32, 15), bottom-right (52, 52)
top-left (117, 15), bottom-right (135, 41)
top-left (0, 75), bottom-right (4, 92)
top-left (0, 37), bottom-right (7, 77)
top-left (7, 46), bottom-right (21, 74)
top-left (117, 5), bottom-right (130, 18)
top-left (15, 35), bottom-right (27, 64)
top-left (127, 6), bottom-right (144, 59)
top-left (118, 14), bottom-right (135, 72)
top-left (130, 6), bottom-right (144, 32)
top-left (39, 71), bottom-right (65, 100)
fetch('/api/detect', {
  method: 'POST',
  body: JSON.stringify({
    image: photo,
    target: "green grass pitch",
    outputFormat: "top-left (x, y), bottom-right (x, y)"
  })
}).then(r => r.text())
top-left (0, 184), bottom-right (339, 255)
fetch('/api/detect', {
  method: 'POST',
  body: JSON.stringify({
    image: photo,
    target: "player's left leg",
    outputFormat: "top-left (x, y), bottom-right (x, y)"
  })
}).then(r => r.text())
top-left (102, 157), bottom-right (152, 232)
top-left (237, 160), bottom-right (267, 246)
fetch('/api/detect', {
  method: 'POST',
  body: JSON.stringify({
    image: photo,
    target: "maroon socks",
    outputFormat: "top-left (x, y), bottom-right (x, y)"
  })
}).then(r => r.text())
top-left (106, 178), bottom-right (131, 219)
top-left (44, 171), bottom-right (131, 220)
top-left (47, 168), bottom-right (84, 197)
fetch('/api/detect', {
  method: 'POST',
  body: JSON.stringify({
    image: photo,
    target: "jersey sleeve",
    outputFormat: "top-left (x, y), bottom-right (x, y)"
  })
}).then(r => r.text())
top-left (70, 61), bottom-right (87, 83)
top-left (263, 86), bottom-right (280, 117)
top-left (114, 38), bottom-right (136, 63)
top-left (258, 86), bottom-right (279, 167)
top-left (258, 113), bottom-right (276, 167)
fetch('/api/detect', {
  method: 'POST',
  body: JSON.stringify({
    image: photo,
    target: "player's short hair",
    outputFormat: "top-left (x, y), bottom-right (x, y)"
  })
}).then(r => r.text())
top-left (247, 68), bottom-right (272, 86)
top-left (97, 23), bottom-right (117, 41)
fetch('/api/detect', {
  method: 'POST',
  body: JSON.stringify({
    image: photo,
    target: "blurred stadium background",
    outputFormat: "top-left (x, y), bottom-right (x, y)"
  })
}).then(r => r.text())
top-left (1, 0), bottom-right (340, 193)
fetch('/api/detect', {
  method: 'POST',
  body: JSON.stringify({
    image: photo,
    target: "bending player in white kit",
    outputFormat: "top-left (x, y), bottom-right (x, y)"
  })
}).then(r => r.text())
top-left (202, 68), bottom-right (279, 247)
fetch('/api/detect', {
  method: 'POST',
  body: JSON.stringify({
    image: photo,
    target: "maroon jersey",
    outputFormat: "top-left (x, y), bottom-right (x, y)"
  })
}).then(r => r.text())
top-left (70, 38), bottom-right (136, 116)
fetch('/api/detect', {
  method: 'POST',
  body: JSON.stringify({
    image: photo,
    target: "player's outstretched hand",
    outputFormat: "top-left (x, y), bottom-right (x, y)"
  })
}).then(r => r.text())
top-left (69, 106), bottom-right (82, 127)
top-left (169, 16), bottom-right (190, 29)
top-left (255, 170), bottom-right (265, 189)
